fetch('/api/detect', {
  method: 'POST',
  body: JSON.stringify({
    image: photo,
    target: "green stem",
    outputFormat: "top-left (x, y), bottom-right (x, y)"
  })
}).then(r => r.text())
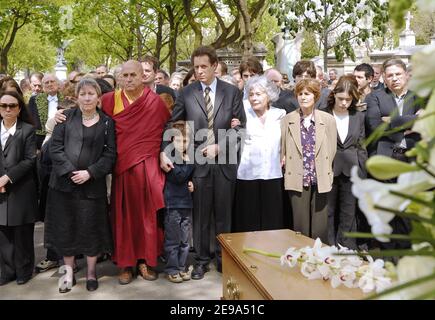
top-left (384, 111), bottom-right (435, 137)
top-left (388, 190), bottom-right (435, 211)
top-left (415, 161), bottom-right (435, 179)
top-left (365, 272), bottom-right (435, 300)
top-left (338, 249), bottom-right (435, 258)
top-left (343, 232), bottom-right (435, 244)
top-left (243, 247), bottom-right (281, 259)
top-left (412, 289), bottom-right (435, 300)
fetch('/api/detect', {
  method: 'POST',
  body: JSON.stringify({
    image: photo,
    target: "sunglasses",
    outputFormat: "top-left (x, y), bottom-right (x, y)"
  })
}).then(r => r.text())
top-left (0, 103), bottom-right (19, 109)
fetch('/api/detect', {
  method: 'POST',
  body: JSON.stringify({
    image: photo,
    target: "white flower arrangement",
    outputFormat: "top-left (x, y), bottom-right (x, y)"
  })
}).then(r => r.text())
top-left (279, 238), bottom-right (395, 294)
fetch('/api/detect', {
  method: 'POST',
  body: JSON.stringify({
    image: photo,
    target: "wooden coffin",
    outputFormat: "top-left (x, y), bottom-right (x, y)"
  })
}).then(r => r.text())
top-left (217, 229), bottom-right (365, 300)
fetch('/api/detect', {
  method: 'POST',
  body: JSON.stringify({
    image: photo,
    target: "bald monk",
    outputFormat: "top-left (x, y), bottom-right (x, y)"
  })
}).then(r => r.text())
top-left (103, 61), bottom-right (170, 284)
top-left (55, 61), bottom-right (170, 285)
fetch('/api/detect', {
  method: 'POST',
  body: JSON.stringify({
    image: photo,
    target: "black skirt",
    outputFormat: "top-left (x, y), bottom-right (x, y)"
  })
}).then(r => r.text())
top-left (233, 178), bottom-right (284, 232)
top-left (44, 188), bottom-right (113, 257)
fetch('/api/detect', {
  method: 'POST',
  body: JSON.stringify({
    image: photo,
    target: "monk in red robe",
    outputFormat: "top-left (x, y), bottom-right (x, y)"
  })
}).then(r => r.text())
top-left (101, 60), bottom-right (170, 285)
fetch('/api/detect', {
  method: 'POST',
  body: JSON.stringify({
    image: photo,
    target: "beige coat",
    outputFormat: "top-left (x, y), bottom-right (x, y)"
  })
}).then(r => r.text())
top-left (281, 109), bottom-right (337, 193)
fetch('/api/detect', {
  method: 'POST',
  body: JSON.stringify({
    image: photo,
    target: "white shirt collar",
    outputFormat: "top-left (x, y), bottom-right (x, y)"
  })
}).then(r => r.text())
top-left (1, 120), bottom-right (17, 149)
top-left (200, 77), bottom-right (218, 93)
top-left (1, 120), bottom-right (17, 135)
top-left (47, 94), bottom-right (58, 102)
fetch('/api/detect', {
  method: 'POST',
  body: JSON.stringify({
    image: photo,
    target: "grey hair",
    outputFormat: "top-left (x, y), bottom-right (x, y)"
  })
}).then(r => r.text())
top-left (42, 73), bottom-right (60, 85)
top-left (245, 75), bottom-right (280, 102)
top-left (75, 77), bottom-right (102, 97)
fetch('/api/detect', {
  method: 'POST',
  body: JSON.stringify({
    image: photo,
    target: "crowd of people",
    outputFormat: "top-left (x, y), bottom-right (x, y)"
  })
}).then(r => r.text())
top-left (0, 45), bottom-right (421, 294)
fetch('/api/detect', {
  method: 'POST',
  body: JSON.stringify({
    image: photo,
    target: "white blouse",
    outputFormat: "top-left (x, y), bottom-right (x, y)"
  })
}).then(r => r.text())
top-left (1, 120), bottom-right (17, 150)
top-left (237, 104), bottom-right (286, 180)
top-left (333, 111), bottom-right (349, 144)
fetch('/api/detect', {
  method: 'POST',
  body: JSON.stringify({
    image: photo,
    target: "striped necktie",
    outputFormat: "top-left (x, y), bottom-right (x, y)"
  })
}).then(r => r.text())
top-left (204, 86), bottom-right (215, 144)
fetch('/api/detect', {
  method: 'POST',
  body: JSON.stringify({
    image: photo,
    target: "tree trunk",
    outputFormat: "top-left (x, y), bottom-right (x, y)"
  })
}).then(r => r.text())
top-left (323, 3), bottom-right (328, 72)
top-left (323, 35), bottom-right (328, 73)
top-left (155, 12), bottom-right (164, 61)
top-left (169, 24), bottom-right (178, 73)
top-left (135, 3), bottom-right (143, 60)
top-left (0, 52), bottom-right (8, 74)
top-left (166, 5), bottom-right (178, 73)
top-left (183, 0), bottom-right (202, 48)
top-left (236, 0), bottom-right (253, 58)
top-left (0, 18), bottom-right (20, 74)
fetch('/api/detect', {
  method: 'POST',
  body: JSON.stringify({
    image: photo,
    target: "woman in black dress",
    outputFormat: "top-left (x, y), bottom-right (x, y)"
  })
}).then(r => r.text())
top-left (45, 78), bottom-right (116, 293)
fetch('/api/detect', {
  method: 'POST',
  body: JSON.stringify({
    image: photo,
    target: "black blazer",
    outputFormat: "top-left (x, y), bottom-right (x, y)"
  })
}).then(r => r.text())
top-left (366, 87), bottom-right (423, 157)
top-left (166, 79), bottom-right (246, 181)
top-left (329, 109), bottom-right (368, 178)
top-left (49, 108), bottom-right (116, 198)
top-left (0, 121), bottom-right (38, 226)
top-left (273, 89), bottom-right (297, 114)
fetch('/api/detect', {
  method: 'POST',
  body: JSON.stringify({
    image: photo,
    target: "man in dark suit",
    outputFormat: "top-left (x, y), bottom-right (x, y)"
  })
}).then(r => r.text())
top-left (27, 74), bottom-right (63, 150)
top-left (160, 46), bottom-right (246, 280)
top-left (366, 58), bottom-right (423, 251)
top-left (366, 58), bottom-right (422, 160)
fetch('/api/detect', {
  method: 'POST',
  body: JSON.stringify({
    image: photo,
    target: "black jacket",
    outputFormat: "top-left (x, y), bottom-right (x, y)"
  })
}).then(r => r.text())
top-left (328, 109), bottom-right (368, 178)
top-left (366, 87), bottom-right (423, 157)
top-left (164, 155), bottom-right (194, 209)
top-left (49, 108), bottom-right (116, 198)
top-left (0, 120), bottom-right (38, 226)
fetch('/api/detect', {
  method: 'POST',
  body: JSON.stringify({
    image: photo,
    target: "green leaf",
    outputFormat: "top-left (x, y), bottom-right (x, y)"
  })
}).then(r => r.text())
top-left (366, 155), bottom-right (419, 180)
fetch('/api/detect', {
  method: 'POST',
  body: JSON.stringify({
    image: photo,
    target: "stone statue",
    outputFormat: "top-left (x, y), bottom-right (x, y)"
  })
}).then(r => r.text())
top-left (405, 11), bottom-right (413, 32)
top-left (56, 39), bottom-right (73, 66)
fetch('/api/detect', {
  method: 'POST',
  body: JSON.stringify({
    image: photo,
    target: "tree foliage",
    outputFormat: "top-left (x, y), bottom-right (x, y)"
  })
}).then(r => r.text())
top-left (301, 31), bottom-right (320, 59)
top-left (269, 0), bottom-right (389, 69)
top-left (1, 0), bottom-right (273, 75)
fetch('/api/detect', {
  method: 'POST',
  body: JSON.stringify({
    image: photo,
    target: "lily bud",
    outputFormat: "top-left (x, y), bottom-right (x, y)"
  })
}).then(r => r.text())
top-left (366, 156), bottom-right (418, 180)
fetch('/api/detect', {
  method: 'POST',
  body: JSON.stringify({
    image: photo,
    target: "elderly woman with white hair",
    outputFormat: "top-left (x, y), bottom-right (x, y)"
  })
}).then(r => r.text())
top-left (233, 75), bottom-right (286, 232)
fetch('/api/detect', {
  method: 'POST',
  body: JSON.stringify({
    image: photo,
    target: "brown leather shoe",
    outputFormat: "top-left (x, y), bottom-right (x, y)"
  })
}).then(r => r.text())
top-left (137, 263), bottom-right (158, 281)
top-left (118, 267), bottom-right (133, 285)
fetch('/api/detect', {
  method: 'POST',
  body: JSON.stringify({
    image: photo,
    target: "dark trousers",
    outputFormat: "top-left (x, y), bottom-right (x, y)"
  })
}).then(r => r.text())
top-left (377, 149), bottom-right (411, 251)
top-left (0, 224), bottom-right (35, 280)
top-left (193, 165), bottom-right (235, 267)
top-left (163, 208), bottom-right (191, 275)
top-left (328, 174), bottom-right (357, 249)
top-left (289, 185), bottom-right (328, 243)
top-left (233, 178), bottom-right (284, 232)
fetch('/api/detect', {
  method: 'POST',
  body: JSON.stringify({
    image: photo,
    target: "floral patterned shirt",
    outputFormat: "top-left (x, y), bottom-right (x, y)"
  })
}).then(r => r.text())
top-left (300, 110), bottom-right (317, 186)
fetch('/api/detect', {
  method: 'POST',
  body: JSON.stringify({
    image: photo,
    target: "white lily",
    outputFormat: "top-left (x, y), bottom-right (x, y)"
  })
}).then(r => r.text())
top-left (411, 91), bottom-right (435, 142)
top-left (280, 247), bottom-right (300, 268)
top-left (396, 256), bottom-right (435, 299)
top-left (331, 264), bottom-right (359, 289)
top-left (351, 167), bottom-right (435, 242)
top-left (300, 260), bottom-right (322, 280)
top-left (409, 46), bottom-right (435, 97)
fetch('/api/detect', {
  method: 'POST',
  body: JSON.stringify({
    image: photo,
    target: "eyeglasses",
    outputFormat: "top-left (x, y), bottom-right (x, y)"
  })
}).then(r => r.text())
top-left (0, 103), bottom-right (19, 109)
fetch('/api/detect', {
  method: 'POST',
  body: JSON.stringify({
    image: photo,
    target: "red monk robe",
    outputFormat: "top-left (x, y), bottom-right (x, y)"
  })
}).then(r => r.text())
top-left (102, 87), bottom-right (170, 268)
